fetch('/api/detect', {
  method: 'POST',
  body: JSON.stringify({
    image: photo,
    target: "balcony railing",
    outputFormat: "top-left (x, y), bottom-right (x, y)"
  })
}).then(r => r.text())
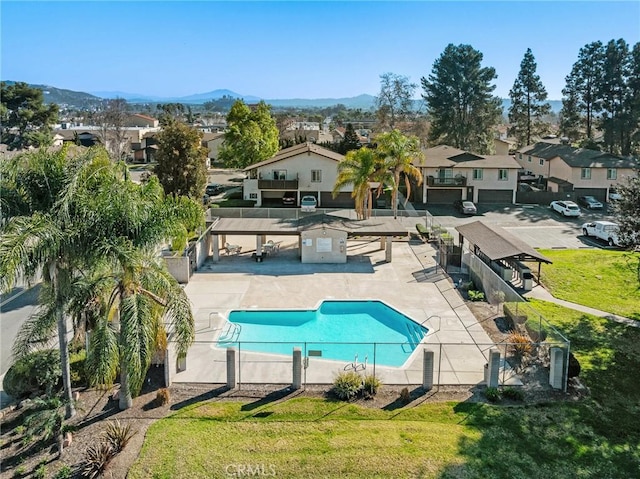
top-left (258, 179), bottom-right (299, 190)
top-left (427, 175), bottom-right (467, 187)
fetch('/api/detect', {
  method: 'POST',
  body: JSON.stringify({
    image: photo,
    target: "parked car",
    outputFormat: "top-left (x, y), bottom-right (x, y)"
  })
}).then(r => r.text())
top-left (582, 220), bottom-right (621, 247)
top-left (608, 189), bottom-right (622, 202)
top-left (282, 191), bottom-right (296, 206)
top-left (300, 195), bottom-right (317, 212)
top-left (454, 200), bottom-right (477, 215)
top-left (550, 200), bottom-right (581, 217)
top-left (577, 195), bottom-right (603, 209)
top-left (205, 184), bottom-right (223, 196)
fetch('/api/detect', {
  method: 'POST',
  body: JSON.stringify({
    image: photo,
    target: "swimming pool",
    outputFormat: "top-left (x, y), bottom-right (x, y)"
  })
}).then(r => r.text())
top-left (218, 300), bottom-right (428, 367)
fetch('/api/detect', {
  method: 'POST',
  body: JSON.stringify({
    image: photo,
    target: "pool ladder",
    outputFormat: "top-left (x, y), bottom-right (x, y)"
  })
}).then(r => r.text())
top-left (218, 321), bottom-right (242, 343)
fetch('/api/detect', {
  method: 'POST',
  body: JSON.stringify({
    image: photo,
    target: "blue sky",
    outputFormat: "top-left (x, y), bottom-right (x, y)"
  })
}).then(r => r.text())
top-left (2, 1), bottom-right (639, 100)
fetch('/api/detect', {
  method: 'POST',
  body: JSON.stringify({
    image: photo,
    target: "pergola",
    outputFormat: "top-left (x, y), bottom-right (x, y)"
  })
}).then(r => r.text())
top-left (208, 213), bottom-right (408, 262)
top-left (455, 221), bottom-right (552, 281)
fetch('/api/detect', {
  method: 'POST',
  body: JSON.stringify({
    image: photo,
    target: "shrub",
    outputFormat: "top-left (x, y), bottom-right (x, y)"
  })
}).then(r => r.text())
top-left (502, 387), bottom-right (525, 401)
top-left (400, 387), bottom-right (411, 404)
top-left (53, 465), bottom-right (72, 479)
top-left (467, 290), bottom-right (485, 301)
top-left (507, 332), bottom-right (533, 359)
top-left (81, 442), bottom-right (115, 479)
top-left (156, 388), bottom-right (171, 406)
top-left (484, 386), bottom-right (501, 402)
top-left (3, 349), bottom-right (61, 399)
top-left (568, 352), bottom-right (581, 378)
top-left (362, 375), bottom-right (382, 399)
top-left (332, 371), bottom-right (363, 400)
top-left (69, 349), bottom-right (87, 386)
top-left (34, 463), bottom-right (46, 479)
top-left (104, 420), bottom-right (136, 453)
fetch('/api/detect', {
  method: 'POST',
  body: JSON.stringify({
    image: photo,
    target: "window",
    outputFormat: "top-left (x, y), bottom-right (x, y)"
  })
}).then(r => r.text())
top-left (528, 155), bottom-right (532, 163)
top-left (607, 168), bottom-right (617, 180)
top-left (473, 169), bottom-right (483, 180)
top-left (249, 193), bottom-right (258, 199)
top-left (581, 168), bottom-right (591, 180)
top-left (539, 158), bottom-right (544, 166)
top-left (519, 153), bottom-right (522, 160)
top-left (273, 170), bottom-right (287, 180)
top-left (311, 170), bottom-right (322, 182)
top-left (498, 169), bottom-right (508, 181)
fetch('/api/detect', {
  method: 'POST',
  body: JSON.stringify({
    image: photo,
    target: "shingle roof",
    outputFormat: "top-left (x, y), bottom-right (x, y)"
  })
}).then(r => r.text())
top-left (418, 145), bottom-right (520, 169)
top-left (244, 142), bottom-right (344, 171)
top-left (519, 143), bottom-right (637, 168)
top-left (455, 221), bottom-right (551, 263)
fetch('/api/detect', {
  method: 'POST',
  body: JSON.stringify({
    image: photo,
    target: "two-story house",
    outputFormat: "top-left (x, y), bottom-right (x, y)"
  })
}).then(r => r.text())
top-left (415, 145), bottom-right (520, 204)
top-left (243, 142), bottom-right (353, 207)
top-left (516, 143), bottom-right (637, 201)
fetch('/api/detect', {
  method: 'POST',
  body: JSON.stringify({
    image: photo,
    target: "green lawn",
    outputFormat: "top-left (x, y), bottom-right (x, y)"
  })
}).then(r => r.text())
top-left (536, 249), bottom-right (640, 320)
top-left (128, 253), bottom-right (640, 478)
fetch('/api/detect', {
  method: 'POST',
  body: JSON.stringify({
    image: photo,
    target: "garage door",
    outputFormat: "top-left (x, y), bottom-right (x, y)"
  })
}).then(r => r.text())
top-left (477, 189), bottom-right (513, 204)
top-left (427, 189), bottom-right (462, 204)
top-left (320, 191), bottom-right (353, 208)
top-left (574, 188), bottom-right (607, 203)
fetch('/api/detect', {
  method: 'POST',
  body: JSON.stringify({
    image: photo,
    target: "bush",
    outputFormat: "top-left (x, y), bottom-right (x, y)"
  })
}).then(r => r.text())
top-left (104, 420), bottom-right (136, 453)
top-left (467, 290), bottom-right (485, 301)
top-left (507, 332), bottom-right (533, 359)
top-left (3, 349), bottom-right (61, 399)
top-left (362, 375), bottom-right (381, 399)
top-left (81, 441), bottom-right (115, 479)
top-left (568, 352), bottom-right (581, 378)
top-left (332, 372), bottom-right (363, 400)
top-left (53, 465), bottom-right (72, 479)
top-left (400, 387), bottom-right (411, 404)
top-left (484, 386), bottom-right (501, 402)
top-left (502, 387), bottom-right (524, 401)
top-left (156, 388), bottom-right (171, 406)
top-left (69, 349), bottom-right (87, 386)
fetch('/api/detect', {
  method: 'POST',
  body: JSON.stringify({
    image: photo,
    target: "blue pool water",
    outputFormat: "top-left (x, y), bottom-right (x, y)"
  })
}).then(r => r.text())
top-left (218, 300), bottom-right (428, 367)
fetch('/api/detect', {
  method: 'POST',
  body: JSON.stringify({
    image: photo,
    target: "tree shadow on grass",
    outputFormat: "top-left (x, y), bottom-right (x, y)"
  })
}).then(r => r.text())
top-left (435, 313), bottom-right (640, 478)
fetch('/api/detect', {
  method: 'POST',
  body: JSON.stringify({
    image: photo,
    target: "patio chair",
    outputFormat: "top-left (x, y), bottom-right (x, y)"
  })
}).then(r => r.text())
top-left (225, 243), bottom-right (241, 256)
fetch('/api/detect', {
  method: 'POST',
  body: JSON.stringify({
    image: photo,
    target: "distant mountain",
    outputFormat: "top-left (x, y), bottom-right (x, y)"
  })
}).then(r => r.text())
top-left (3, 80), bottom-right (101, 108)
top-left (266, 94), bottom-right (376, 109)
top-left (89, 91), bottom-right (165, 102)
top-left (179, 89), bottom-right (261, 103)
top-left (501, 98), bottom-right (562, 115)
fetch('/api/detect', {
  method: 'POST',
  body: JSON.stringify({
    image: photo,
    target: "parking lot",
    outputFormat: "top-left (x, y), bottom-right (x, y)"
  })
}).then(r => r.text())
top-left (413, 203), bottom-right (621, 250)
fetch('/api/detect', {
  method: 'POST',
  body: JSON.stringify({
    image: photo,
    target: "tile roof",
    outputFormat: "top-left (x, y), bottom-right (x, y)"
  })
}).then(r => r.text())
top-left (244, 142), bottom-right (344, 171)
top-left (519, 143), bottom-right (637, 168)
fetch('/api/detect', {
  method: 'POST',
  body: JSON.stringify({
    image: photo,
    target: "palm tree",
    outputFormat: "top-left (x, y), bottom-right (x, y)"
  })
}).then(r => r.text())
top-left (76, 173), bottom-right (198, 410)
top-left (0, 146), bottom-right (111, 418)
top-left (332, 148), bottom-right (388, 219)
top-left (375, 130), bottom-right (424, 219)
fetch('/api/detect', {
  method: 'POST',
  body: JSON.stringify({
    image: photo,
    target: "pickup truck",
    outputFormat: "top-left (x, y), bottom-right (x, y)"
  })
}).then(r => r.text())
top-left (581, 220), bottom-right (621, 247)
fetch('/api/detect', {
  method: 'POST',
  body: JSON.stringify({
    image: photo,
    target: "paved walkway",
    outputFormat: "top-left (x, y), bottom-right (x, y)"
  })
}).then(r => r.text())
top-left (524, 284), bottom-right (640, 328)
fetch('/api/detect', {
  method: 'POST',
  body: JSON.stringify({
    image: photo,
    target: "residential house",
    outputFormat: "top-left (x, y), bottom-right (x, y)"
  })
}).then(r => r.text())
top-left (516, 143), bottom-right (637, 201)
top-left (131, 131), bottom-right (159, 163)
top-left (415, 145), bottom-right (521, 204)
top-left (243, 142), bottom-right (352, 207)
top-left (202, 132), bottom-right (225, 166)
top-left (124, 114), bottom-right (159, 128)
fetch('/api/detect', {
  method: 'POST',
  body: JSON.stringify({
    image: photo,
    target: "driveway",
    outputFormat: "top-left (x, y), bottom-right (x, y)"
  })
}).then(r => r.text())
top-left (410, 203), bottom-right (620, 250)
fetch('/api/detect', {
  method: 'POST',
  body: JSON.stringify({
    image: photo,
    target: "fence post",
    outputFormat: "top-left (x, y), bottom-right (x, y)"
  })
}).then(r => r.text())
top-left (549, 347), bottom-right (566, 389)
top-left (486, 348), bottom-right (501, 388)
top-left (226, 347), bottom-right (237, 389)
top-left (422, 349), bottom-right (434, 390)
top-left (292, 347), bottom-right (302, 390)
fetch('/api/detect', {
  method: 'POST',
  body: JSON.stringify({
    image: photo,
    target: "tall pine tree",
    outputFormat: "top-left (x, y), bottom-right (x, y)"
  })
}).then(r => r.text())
top-left (421, 44), bottom-right (502, 154)
top-left (600, 39), bottom-right (632, 155)
top-left (508, 48), bottom-right (551, 147)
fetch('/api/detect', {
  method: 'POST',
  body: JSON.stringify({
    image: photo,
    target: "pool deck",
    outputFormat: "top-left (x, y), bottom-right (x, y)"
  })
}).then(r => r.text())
top-left (175, 236), bottom-right (520, 387)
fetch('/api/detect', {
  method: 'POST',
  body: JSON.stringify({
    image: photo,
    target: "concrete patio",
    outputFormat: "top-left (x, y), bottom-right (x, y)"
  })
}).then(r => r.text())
top-left (173, 236), bottom-right (519, 387)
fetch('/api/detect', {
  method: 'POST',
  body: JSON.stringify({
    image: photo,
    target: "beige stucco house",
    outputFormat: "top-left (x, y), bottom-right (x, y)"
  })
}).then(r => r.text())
top-left (243, 142), bottom-right (353, 207)
top-left (516, 143), bottom-right (637, 200)
top-left (202, 132), bottom-right (225, 166)
top-left (415, 145), bottom-right (520, 204)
